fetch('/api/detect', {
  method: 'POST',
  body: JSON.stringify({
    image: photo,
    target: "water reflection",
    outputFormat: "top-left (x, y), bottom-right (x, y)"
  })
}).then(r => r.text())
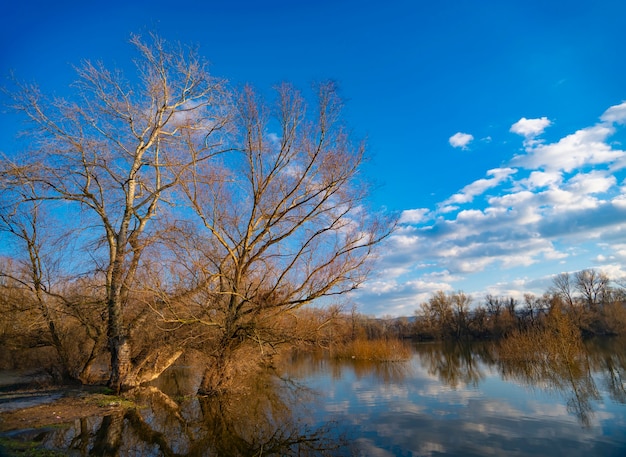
top-left (586, 336), bottom-right (626, 404)
top-left (406, 336), bottom-right (626, 429)
top-left (285, 350), bottom-right (412, 385)
top-left (3, 339), bottom-right (626, 456)
top-left (283, 343), bottom-right (624, 456)
top-left (6, 367), bottom-right (351, 456)
top-left (414, 341), bottom-right (489, 389)
top-left (286, 340), bottom-right (626, 455)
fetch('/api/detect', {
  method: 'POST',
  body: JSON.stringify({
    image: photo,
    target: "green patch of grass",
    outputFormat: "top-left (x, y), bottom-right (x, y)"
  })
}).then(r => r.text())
top-left (89, 394), bottom-right (135, 409)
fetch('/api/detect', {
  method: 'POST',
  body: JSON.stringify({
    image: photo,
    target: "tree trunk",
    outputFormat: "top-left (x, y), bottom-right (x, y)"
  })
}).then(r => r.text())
top-left (108, 334), bottom-right (132, 393)
top-left (107, 278), bottom-right (132, 392)
top-left (198, 366), bottom-right (223, 396)
top-left (91, 411), bottom-right (125, 457)
top-left (78, 332), bottom-right (106, 383)
top-left (198, 352), bottom-right (231, 396)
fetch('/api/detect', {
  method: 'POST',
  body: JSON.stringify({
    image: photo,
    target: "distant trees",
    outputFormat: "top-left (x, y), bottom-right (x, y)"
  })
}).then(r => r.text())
top-left (412, 269), bottom-right (626, 341)
top-left (575, 269), bottom-right (610, 309)
top-left (415, 291), bottom-right (473, 339)
top-left (0, 34), bottom-right (390, 393)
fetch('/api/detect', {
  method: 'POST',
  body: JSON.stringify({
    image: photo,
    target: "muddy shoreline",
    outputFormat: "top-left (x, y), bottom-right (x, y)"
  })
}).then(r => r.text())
top-left (0, 371), bottom-right (126, 433)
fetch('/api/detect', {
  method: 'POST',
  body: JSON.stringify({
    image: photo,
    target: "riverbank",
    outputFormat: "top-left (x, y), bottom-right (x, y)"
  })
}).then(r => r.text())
top-left (0, 370), bottom-right (127, 434)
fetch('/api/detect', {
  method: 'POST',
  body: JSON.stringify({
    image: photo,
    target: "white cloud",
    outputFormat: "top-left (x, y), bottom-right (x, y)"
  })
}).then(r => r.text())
top-left (354, 276), bottom-right (453, 315)
top-left (449, 132), bottom-right (474, 149)
top-left (266, 132), bottom-right (282, 145)
top-left (600, 101), bottom-right (626, 124)
top-left (510, 117), bottom-right (551, 138)
top-left (518, 171), bottom-right (562, 190)
top-left (612, 193), bottom-right (626, 208)
top-left (443, 168), bottom-right (516, 205)
top-left (167, 99), bottom-right (216, 132)
top-left (399, 208), bottom-right (429, 224)
top-left (566, 170), bottom-right (616, 195)
top-left (514, 124), bottom-right (625, 172)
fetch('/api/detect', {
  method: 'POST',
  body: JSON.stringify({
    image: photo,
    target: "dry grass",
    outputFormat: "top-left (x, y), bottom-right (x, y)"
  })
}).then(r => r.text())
top-left (498, 308), bottom-right (584, 363)
top-left (332, 338), bottom-right (412, 362)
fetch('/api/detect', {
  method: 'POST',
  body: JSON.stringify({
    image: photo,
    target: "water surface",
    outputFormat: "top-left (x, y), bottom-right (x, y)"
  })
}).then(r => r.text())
top-left (281, 339), bottom-right (626, 456)
top-left (1, 338), bottom-right (625, 456)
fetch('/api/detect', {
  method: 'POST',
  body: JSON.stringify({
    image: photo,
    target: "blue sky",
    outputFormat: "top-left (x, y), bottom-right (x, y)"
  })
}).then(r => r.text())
top-left (2, 0), bottom-right (626, 316)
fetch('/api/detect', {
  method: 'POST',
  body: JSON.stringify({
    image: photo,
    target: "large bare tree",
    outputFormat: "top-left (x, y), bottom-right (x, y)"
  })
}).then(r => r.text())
top-left (155, 82), bottom-right (392, 394)
top-left (2, 34), bottom-right (230, 392)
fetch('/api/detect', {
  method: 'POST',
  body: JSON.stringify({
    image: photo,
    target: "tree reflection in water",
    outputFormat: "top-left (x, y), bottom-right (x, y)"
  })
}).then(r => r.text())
top-left (495, 310), bottom-right (601, 427)
top-left (11, 366), bottom-right (352, 456)
top-left (586, 336), bottom-right (626, 405)
top-left (414, 341), bottom-right (489, 389)
top-left (5, 337), bottom-right (626, 454)
top-left (283, 349), bottom-right (413, 385)
top-left (412, 333), bottom-right (625, 428)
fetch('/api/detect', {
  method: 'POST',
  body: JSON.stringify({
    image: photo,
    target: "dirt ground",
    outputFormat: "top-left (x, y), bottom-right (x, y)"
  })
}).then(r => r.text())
top-left (0, 392), bottom-right (126, 432)
top-left (0, 371), bottom-right (126, 433)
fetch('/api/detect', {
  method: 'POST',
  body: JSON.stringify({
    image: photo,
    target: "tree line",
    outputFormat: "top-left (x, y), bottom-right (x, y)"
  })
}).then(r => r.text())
top-left (0, 34), bottom-right (391, 394)
top-left (412, 269), bottom-right (626, 340)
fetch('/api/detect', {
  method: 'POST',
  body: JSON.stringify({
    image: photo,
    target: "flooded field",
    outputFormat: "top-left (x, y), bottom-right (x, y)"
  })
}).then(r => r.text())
top-left (1, 338), bottom-right (625, 456)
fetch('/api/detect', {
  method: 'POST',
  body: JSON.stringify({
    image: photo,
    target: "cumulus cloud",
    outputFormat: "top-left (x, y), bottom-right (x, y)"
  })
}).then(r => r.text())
top-left (399, 208), bottom-right (429, 224)
top-left (565, 170), bottom-right (616, 195)
top-left (600, 101), bottom-right (626, 124)
top-left (443, 168), bottom-right (516, 206)
top-left (510, 117), bottom-right (551, 138)
top-left (513, 124), bottom-right (625, 172)
top-left (354, 276), bottom-right (454, 316)
top-left (353, 101), bottom-right (626, 317)
top-left (516, 171), bottom-right (562, 190)
top-left (449, 132), bottom-right (474, 149)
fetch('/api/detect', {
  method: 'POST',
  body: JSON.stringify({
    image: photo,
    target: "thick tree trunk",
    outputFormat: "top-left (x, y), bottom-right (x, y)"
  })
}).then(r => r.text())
top-left (107, 279), bottom-right (133, 392)
top-left (198, 353), bottom-right (230, 396)
top-left (108, 335), bottom-right (132, 393)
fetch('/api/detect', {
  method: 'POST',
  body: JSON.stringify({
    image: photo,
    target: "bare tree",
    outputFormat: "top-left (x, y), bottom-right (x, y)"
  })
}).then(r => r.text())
top-left (575, 269), bottom-right (609, 310)
top-left (523, 293), bottom-right (545, 327)
top-left (155, 82), bottom-right (392, 394)
top-left (551, 272), bottom-right (575, 308)
top-left (0, 181), bottom-right (74, 380)
top-left (424, 291), bottom-right (454, 338)
top-left (451, 291), bottom-right (472, 338)
top-left (0, 185), bottom-right (109, 381)
top-left (3, 34), bottom-right (230, 391)
top-left (484, 294), bottom-right (503, 318)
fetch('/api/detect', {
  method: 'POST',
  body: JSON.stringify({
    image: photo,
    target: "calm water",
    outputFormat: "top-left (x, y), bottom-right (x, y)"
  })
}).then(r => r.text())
top-left (282, 339), bottom-right (626, 456)
top-left (2, 339), bottom-right (626, 456)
